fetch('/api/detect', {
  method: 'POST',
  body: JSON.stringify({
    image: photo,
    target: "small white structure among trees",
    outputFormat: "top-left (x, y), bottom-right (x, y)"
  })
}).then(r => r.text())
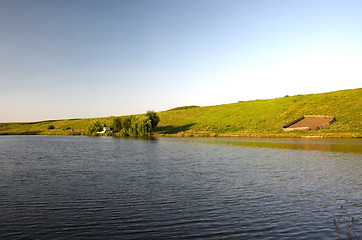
top-left (98, 126), bottom-right (112, 134)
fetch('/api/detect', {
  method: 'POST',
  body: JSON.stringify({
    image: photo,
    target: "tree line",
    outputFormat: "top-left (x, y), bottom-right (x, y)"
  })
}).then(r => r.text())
top-left (87, 111), bottom-right (160, 136)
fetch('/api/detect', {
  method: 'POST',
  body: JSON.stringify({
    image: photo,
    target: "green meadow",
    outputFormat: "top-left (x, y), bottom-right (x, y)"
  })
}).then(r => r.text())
top-left (1, 88), bottom-right (361, 138)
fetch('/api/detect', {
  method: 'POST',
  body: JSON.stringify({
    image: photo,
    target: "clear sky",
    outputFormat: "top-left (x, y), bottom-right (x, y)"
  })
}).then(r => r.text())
top-left (1, 0), bottom-right (361, 122)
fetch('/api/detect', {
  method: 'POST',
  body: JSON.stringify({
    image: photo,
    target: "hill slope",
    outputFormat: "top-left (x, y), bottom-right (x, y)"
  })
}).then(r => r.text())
top-left (0, 88), bottom-right (361, 137)
top-left (154, 88), bottom-right (361, 137)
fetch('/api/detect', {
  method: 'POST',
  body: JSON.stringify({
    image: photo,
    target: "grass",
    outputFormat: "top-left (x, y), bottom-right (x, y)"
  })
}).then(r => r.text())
top-left (1, 88), bottom-right (361, 137)
top-left (334, 205), bottom-right (358, 240)
top-left (154, 88), bottom-right (362, 138)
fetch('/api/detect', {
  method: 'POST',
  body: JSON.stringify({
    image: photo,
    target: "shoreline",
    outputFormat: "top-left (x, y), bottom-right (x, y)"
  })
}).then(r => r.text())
top-left (2, 131), bottom-right (360, 139)
top-left (152, 133), bottom-right (361, 139)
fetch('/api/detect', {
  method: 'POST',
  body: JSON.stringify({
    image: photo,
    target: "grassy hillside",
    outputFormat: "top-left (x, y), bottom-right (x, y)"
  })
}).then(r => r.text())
top-left (154, 88), bottom-right (361, 137)
top-left (1, 88), bottom-right (361, 137)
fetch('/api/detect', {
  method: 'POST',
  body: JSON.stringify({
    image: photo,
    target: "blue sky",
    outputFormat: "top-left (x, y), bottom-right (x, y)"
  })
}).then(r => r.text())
top-left (1, 0), bottom-right (361, 122)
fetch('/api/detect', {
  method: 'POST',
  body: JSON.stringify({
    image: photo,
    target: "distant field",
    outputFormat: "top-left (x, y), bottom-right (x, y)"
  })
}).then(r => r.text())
top-left (1, 88), bottom-right (361, 138)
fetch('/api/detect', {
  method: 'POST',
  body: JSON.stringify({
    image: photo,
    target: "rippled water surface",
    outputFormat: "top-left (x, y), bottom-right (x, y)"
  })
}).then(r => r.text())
top-left (0, 136), bottom-right (361, 239)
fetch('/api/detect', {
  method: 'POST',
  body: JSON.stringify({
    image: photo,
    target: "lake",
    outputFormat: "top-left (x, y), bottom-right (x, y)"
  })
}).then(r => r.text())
top-left (0, 136), bottom-right (360, 239)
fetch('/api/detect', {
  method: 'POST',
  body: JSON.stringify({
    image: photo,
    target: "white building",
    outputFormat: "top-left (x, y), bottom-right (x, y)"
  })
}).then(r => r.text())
top-left (98, 126), bottom-right (112, 133)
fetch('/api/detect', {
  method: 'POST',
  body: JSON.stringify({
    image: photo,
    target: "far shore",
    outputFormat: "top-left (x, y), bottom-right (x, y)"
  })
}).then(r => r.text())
top-left (1, 88), bottom-right (361, 138)
top-left (1, 131), bottom-right (360, 139)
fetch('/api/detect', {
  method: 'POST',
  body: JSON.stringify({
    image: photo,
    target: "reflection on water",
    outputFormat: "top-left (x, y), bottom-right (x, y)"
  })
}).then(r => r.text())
top-left (195, 137), bottom-right (362, 154)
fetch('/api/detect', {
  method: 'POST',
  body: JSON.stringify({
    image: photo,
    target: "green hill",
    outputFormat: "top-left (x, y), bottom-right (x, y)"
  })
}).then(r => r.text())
top-left (1, 88), bottom-right (361, 137)
top-left (155, 88), bottom-right (361, 137)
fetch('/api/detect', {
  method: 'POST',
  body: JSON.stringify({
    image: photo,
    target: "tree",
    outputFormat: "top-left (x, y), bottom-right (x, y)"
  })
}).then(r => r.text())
top-left (112, 117), bottom-right (122, 132)
top-left (87, 121), bottom-right (103, 134)
top-left (94, 112), bottom-right (157, 137)
top-left (112, 116), bottom-right (132, 134)
top-left (146, 110), bottom-right (160, 128)
top-left (135, 117), bottom-right (152, 136)
top-left (121, 116), bottom-right (132, 130)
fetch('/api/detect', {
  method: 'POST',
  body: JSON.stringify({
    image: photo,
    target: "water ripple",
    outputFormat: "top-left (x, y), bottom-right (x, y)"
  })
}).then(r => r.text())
top-left (0, 136), bottom-right (360, 239)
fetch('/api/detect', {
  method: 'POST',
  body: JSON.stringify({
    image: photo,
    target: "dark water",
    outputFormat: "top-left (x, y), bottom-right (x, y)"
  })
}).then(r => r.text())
top-left (0, 136), bottom-right (361, 239)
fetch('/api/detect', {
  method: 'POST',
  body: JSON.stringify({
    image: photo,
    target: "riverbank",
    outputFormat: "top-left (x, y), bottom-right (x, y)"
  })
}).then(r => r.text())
top-left (152, 132), bottom-right (361, 138)
top-left (1, 88), bottom-right (361, 138)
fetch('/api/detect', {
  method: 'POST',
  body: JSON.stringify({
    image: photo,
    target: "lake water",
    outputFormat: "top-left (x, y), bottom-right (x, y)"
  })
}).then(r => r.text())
top-left (0, 136), bottom-right (360, 239)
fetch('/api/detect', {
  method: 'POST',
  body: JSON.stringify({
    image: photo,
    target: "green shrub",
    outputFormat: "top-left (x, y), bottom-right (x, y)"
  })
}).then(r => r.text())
top-left (119, 129), bottom-right (129, 136)
top-left (112, 116), bottom-right (132, 132)
top-left (128, 117), bottom-right (151, 136)
top-left (146, 110), bottom-right (160, 128)
top-left (87, 121), bottom-right (103, 134)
